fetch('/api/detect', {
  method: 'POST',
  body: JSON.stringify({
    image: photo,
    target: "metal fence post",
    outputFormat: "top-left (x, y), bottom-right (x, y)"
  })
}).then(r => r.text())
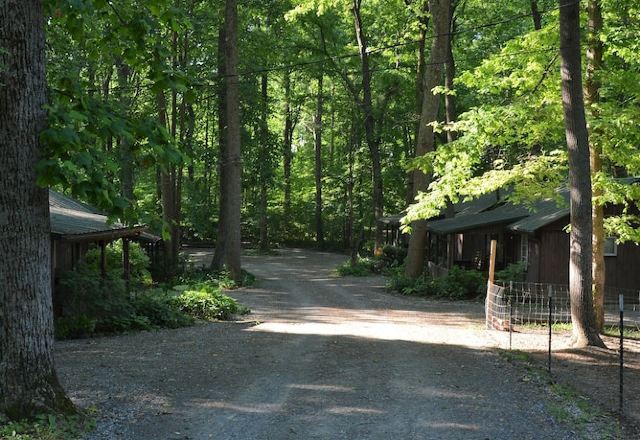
top-left (548, 285), bottom-right (552, 374)
top-left (509, 281), bottom-right (513, 351)
top-left (619, 294), bottom-right (624, 417)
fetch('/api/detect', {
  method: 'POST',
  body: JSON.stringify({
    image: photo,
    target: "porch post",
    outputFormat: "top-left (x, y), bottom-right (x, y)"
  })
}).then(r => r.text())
top-left (123, 238), bottom-right (130, 290)
top-left (100, 240), bottom-right (107, 279)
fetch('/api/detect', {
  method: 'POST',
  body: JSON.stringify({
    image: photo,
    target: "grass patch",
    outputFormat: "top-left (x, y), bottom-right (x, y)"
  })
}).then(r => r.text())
top-left (519, 322), bottom-right (573, 332)
top-left (603, 324), bottom-right (640, 340)
top-left (498, 348), bottom-right (620, 439)
top-left (0, 413), bottom-right (94, 440)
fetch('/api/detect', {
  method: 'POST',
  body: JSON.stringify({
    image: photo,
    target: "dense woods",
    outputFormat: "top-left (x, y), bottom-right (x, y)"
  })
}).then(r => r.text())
top-left (2, 0), bottom-right (640, 422)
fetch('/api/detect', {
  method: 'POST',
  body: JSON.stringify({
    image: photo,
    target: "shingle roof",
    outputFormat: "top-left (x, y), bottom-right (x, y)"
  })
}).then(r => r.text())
top-left (507, 191), bottom-right (569, 233)
top-left (427, 202), bottom-right (530, 234)
top-left (49, 190), bottom-right (145, 240)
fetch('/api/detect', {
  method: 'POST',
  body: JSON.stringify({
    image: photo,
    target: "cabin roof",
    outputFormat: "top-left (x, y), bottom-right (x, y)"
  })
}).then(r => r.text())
top-left (49, 190), bottom-right (153, 242)
top-left (427, 202), bottom-right (530, 234)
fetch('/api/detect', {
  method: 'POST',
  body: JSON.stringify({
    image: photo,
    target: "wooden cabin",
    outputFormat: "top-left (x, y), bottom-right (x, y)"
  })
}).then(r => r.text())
top-left (49, 190), bottom-right (160, 313)
top-left (424, 183), bottom-right (640, 302)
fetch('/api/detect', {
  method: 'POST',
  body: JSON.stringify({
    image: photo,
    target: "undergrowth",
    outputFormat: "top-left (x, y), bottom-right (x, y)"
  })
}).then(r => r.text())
top-left (55, 264), bottom-right (251, 339)
top-left (386, 266), bottom-right (485, 300)
top-left (0, 413), bottom-right (94, 440)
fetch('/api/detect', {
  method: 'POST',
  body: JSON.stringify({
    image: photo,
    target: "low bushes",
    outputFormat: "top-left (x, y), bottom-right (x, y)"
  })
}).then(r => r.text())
top-left (386, 266), bottom-right (485, 300)
top-left (55, 264), bottom-right (250, 339)
top-left (336, 245), bottom-right (407, 277)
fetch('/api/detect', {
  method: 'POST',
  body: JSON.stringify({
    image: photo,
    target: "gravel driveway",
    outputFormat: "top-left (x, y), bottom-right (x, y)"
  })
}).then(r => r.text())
top-left (55, 249), bottom-right (615, 439)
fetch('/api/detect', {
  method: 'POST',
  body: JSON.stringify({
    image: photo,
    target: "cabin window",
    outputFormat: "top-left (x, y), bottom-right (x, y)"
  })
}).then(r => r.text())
top-left (520, 234), bottom-right (529, 264)
top-left (604, 237), bottom-right (618, 257)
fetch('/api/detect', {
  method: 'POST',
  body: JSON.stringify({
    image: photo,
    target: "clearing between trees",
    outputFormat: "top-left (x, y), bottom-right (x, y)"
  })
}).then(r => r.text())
top-left (54, 249), bottom-right (638, 440)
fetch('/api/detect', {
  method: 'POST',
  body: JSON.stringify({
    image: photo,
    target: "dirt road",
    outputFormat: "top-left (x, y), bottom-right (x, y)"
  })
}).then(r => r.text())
top-left (56, 249), bottom-right (610, 439)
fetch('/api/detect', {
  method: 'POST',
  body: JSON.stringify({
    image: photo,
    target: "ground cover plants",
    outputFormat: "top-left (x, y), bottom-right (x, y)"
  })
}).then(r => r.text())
top-left (54, 247), bottom-right (251, 339)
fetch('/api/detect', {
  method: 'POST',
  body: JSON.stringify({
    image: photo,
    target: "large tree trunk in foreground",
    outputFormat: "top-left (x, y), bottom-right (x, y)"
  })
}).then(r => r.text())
top-left (585, 0), bottom-right (605, 332)
top-left (314, 74), bottom-right (324, 248)
top-left (558, 0), bottom-right (605, 347)
top-left (0, 0), bottom-right (74, 419)
top-left (222, 0), bottom-right (242, 283)
top-left (405, 0), bottom-right (451, 279)
top-left (352, 0), bottom-right (384, 252)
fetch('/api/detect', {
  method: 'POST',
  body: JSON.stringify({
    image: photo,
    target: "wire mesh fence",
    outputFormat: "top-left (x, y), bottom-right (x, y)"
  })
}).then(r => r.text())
top-left (486, 281), bottom-right (640, 330)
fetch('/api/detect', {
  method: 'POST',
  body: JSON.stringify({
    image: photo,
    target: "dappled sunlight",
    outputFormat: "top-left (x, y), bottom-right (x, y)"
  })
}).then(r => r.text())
top-left (326, 406), bottom-right (384, 415)
top-left (195, 400), bottom-right (281, 414)
top-left (288, 384), bottom-right (354, 392)
top-left (248, 320), bottom-right (490, 348)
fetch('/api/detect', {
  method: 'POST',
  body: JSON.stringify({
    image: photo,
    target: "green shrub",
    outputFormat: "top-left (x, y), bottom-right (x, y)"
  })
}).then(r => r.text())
top-left (386, 266), bottom-right (485, 300)
top-left (336, 257), bottom-right (383, 276)
top-left (175, 286), bottom-right (250, 320)
top-left (495, 262), bottom-right (527, 282)
top-left (176, 268), bottom-right (255, 289)
top-left (131, 290), bottom-right (194, 328)
top-left (54, 315), bottom-right (97, 339)
top-left (381, 245), bottom-right (407, 267)
top-left (57, 263), bottom-right (133, 323)
top-left (84, 241), bottom-right (152, 287)
top-left (0, 413), bottom-right (93, 440)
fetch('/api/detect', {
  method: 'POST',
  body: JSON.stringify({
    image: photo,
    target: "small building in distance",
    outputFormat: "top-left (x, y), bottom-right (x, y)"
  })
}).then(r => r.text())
top-left (49, 190), bottom-right (161, 313)
top-left (423, 180), bottom-right (640, 302)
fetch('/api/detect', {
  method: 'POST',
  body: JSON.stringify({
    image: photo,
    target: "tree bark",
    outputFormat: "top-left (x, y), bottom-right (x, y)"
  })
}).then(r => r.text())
top-left (314, 73), bottom-right (324, 248)
top-left (115, 58), bottom-right (134, 201)
top-left (585, 0), bottom-right (605, 332)
top-left (0, 0), bottom-right (75, 419)
top-left (212, 25), bottom-right (227, 271)
top-left (258, 73), bottom-right (270, 251)
top-left (558, 0), bottom-right (605, 347)
top-left (405, 0), bottom-right (451, 279)
top-left (530, 0), bottom-right (542, 30)
top-left (407, 3), bottom-right (429, 206)
top-left (222, 0), bottom-right (242, 283)
top-left (352, 0), bottom-right (384, 252)
top-left (282, 71), bottom-right (294, 227)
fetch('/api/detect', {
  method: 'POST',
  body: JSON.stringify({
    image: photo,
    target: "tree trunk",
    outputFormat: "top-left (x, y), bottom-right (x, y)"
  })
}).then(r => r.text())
top-left (282, 71), bottom-right (294, 228)
top-left (115, 58), bottom-right (134, 201)
top-left (530, 0), bottom-right (542, 30)
top-left (0, 0), bottom-right (74, 419)
top-left (405, 0), bottom-right (451, 279)
top-left (585, 0), bottom-right (605, 332)
top-left (314, 73), bottom-right (324, 248)
top-left (222, 0), bottom-right (242, 283)
top-left (444, 1), bottom-right (458, 268)
top-left (258, 73), bottom-right (270, 251)
top-left (352, 0), bottom-right (383, 252)
top-left (212, 25), bottom-right (227, 271)
top-left (558, 0), bottom-right (605, 347)
top-left (408, 3), bottom-right (429, 205)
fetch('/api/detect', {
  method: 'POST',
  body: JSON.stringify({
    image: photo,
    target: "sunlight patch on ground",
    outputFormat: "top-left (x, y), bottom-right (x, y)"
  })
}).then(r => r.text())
top-left (288, 384), bottom-right (354, 392)
top-left (248, 321), bottom-right (490, 348)
top-left (326, 406), bottom-right (384, 415)
top-left (195, 401), bottom-right (281, 414)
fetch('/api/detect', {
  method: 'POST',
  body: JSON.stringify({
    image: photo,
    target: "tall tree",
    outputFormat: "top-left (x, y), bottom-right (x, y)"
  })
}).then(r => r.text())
top-left (405, 0), bottom-right (451, 278)
top-left (222, 0), bottom-right (242, 282)
top-left (0, 0), bottom-right (74, 419)
top-left (558, 0), bottom-right (605, 347)
top-left (212, 25), bottom-right (228, 270)
top-left (282, 70), bottom-right (296, 226)
top-left (258, 72), bottom-right (270, 251)
top-left (585, 0), bottom-right (605, 332)
top-left (314, 73), bottom-right (325, 248)
top-left (352, 0), bottom-right (384, 252)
